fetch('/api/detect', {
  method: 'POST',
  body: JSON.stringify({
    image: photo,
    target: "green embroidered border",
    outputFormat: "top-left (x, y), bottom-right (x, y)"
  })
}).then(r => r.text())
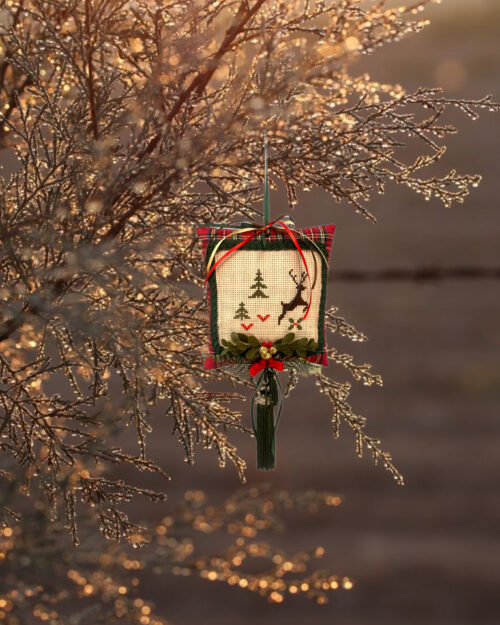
top-left (206, 238), bottom-right (329, 357)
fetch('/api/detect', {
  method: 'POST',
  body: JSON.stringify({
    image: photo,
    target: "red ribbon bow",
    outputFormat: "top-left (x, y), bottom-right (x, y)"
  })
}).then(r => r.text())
top-left (204, 219), bottom-right (312, 321)
top-left (249, 341), bottom-right (284, 377)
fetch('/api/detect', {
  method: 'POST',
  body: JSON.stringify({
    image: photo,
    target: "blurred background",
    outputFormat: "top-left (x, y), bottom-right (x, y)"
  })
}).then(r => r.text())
top-left (132, 2), bottom-right (499, 624)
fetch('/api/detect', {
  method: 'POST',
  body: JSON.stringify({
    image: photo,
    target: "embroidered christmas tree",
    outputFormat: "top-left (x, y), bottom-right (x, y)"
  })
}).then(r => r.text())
top-left (233, 301), bottom-right (250, 319)
top-left (249, 269), bottom-right (269, 298)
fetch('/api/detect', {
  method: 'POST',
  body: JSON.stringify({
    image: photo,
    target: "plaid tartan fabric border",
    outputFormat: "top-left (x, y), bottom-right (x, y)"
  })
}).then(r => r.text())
top-left (196, 223), bottom-right (336, 370)
top-left (196, 224), bottom-right (335, 254)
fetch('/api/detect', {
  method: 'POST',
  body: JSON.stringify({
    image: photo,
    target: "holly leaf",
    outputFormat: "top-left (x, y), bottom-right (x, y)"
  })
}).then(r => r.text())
top-left (231, 332), bottom-right (240, 344)
top-left (245, 347), bottom-right (259, 361)
top-left (237, 333), bottom-right (249, 343)
top-left (246, 335), bottom-right (260, 346)
top-left (282, 332), bottom-right (295, 344)
top-left (296, 349), bottom-right (307, 358)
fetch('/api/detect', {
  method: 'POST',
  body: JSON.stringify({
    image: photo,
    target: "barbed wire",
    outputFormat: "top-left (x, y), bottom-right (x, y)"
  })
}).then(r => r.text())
top-left (330, 266), bottom-right (500, 282)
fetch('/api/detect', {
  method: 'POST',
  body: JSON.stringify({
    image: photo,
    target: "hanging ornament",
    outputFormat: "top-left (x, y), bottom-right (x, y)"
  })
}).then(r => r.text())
top-left (196, 137), bottom-right (335, 470)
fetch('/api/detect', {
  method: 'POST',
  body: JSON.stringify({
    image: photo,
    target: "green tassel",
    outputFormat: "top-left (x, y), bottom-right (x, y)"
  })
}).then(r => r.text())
top-left (268, 370), bottom-right (278, 404)
top-left (256, 402), bottom-right (275, 470)
top-left (251, 368), bottom-right (282, 471)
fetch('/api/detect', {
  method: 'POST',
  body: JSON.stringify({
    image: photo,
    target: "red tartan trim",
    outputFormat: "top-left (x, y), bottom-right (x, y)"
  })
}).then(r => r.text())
top-left (204, 356), bottom-right (216, 369)
top-left (305, 352), bottom-right (329, 366)
top-left (195, 224), bottom-right (336, 256)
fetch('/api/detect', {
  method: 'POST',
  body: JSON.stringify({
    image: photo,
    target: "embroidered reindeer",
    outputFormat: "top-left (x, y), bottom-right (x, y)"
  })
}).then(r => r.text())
top-left (278, 270), bottom-right (308, 325)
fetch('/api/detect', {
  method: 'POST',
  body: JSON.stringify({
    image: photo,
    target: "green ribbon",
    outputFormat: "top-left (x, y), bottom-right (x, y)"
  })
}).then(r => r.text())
top-left (263, 132), bottom-right (270, 226)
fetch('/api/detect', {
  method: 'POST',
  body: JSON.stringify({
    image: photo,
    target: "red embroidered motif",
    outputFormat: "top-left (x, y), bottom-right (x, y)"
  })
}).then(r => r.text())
top-left (257, 314), bottom-right (270, 322)
top-left (241, 323), bottom-right (253, 331)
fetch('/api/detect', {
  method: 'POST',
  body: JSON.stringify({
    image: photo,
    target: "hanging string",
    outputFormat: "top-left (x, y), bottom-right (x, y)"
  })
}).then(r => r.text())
top-left (263, 132), bottom-right (270, 226)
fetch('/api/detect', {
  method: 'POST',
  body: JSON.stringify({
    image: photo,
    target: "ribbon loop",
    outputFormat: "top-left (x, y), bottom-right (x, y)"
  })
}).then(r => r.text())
top-left (204, 220), bottom-right (328, 323)
top-left (249, 356), bottom-right (284, 378)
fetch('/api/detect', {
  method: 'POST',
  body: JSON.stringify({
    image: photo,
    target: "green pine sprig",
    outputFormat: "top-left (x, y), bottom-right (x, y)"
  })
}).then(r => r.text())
top-left (220, 332), bottom-right (319, 361)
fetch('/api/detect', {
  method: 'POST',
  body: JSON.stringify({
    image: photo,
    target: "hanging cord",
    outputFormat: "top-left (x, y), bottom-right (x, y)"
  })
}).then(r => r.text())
top-left (250, 133), bottom-right (284, 469)
top-left (261, 132), bottom-right (270, 248)
top-left (263, 131), bottom-right (270, 225)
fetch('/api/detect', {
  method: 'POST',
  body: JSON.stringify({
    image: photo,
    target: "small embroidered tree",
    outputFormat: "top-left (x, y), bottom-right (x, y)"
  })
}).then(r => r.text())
top-left (249, 269), bottom-right (269, 298)
top-left (234, 301), bottom-right (250, 319)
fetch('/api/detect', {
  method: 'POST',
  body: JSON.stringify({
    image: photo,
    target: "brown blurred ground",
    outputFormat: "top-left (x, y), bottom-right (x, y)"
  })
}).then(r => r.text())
top-left (107, 3), bottom-right (500, 624)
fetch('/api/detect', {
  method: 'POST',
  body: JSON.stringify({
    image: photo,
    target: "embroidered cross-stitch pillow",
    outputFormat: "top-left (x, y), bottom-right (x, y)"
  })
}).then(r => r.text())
top-left (196, 223), bottom-right (336, 369)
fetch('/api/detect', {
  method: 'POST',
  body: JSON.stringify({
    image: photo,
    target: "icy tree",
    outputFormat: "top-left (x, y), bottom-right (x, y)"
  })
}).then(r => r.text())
top-left (0, 0), bottom-right (497, 548)
top-left (0, 487), bottom-right (351, 622)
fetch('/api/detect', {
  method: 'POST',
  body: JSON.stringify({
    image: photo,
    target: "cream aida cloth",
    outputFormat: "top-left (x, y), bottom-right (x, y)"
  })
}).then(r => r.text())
top-left (214, 249), bottom-right (323, 343)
